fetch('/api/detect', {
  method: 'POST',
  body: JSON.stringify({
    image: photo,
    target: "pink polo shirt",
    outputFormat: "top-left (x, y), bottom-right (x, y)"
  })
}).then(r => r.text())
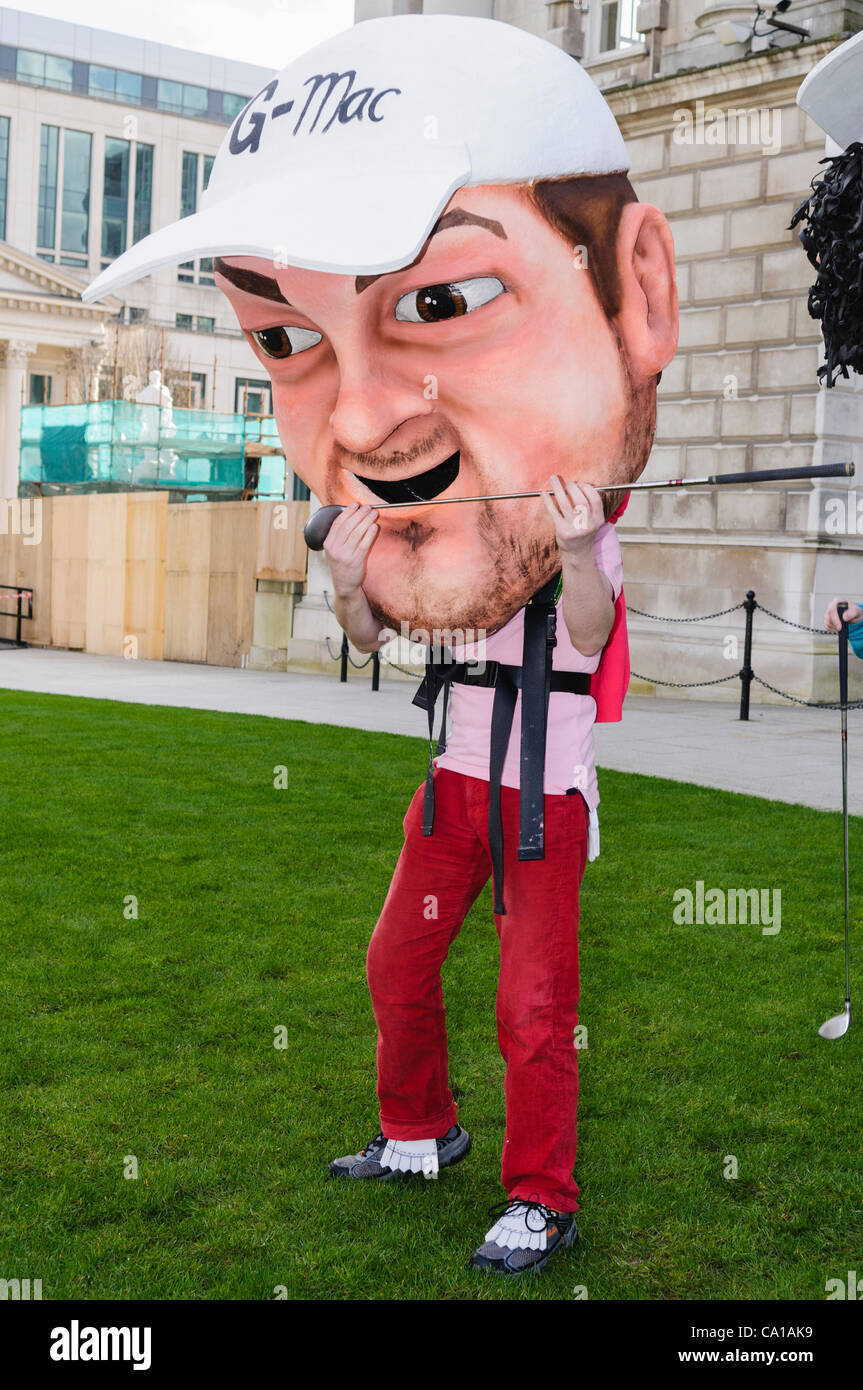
top-left (435, 522), bottom-right (623, 828)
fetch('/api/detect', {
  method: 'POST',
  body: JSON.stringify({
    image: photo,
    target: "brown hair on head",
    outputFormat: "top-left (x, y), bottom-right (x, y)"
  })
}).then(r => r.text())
top-left (522, 173), bottom-right (638, 321)
top-left (523, 173), bottom-right (655, 521)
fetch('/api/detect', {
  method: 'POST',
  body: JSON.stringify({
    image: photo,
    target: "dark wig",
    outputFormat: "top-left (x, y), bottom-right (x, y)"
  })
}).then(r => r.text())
top-left (789, 142), bottom-right (863, 387)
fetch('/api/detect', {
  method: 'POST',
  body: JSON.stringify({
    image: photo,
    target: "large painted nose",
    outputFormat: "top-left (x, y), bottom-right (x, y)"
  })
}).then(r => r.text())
top-left (328, 349), bottom-right (433, 457)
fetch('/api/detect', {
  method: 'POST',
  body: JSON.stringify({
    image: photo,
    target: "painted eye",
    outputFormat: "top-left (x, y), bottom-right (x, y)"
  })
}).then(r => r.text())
top-left (251, 325), bottom-right (322, 358)
top-left (394, 276), bottom-right (506, 323)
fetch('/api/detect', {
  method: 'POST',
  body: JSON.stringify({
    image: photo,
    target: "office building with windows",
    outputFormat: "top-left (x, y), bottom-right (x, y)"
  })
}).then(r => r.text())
top-left (0, 7), bottom-right (286, 498)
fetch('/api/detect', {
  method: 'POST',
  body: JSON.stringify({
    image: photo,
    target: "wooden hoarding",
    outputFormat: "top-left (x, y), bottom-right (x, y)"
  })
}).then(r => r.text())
top-left (2, 492), bottom-right (308, 665)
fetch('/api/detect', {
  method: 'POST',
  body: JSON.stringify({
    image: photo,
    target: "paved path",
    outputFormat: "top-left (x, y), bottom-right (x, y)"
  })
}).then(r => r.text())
top-left (0, 647), bottom-right (857, 814)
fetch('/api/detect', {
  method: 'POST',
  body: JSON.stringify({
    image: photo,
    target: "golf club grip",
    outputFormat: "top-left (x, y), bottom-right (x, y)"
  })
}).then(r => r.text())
top-left (709, 462), bottom-right (854, 486)
top-left (838, 602), bottom-right (849, 706)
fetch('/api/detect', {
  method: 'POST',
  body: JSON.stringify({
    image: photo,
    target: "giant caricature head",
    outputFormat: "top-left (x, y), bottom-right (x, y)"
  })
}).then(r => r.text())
top-left (83, 15), bottom-right (678, 636)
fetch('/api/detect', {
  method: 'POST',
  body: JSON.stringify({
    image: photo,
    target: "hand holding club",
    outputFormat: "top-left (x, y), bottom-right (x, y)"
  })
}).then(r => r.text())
top-left (541, 476), bottom-right (605, 555)
top-left (824, 596), bottom-right (863, 633)
top-left (322, 502), bottom-right (379, 597)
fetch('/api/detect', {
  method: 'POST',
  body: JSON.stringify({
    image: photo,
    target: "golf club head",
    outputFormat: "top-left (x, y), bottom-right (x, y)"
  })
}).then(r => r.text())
top-left (818, 1001), bottom-right (851, 1039)
top-left (303, 504), bottom-right (345, 551)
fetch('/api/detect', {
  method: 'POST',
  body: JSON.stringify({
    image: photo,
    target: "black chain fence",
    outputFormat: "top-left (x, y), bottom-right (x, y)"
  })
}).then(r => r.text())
top-left (321, 588), bottom-right (862, 714)
top-left (629, 590), bottom-right (863, 713)
top-left (628, 601), bottom-right (746, 622)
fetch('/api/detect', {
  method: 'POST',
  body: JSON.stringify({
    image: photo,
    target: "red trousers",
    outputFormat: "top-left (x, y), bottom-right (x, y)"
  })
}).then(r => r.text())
top-left (366, 767), bottom-right (589, 1213)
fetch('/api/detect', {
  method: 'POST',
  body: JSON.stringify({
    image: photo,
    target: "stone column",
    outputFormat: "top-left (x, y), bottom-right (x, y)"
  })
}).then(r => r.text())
top-left (2, 340), bottom-right (36, 500)
top-left (80, 338), bottom-right (107, 404)
top-left (545, 1), bottom-right (585, 57)
top-left (636, 0), bottom-right (668, 79)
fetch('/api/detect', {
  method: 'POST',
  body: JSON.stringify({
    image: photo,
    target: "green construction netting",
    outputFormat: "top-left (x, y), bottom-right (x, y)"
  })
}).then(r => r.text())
top-left (20, 402), bottom-right (288, 497)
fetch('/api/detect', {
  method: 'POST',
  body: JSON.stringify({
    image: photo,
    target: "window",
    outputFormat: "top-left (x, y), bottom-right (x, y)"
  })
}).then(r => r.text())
top-left (60, 129), bottom-right (91, 261)
top-left (29, 374), bottom-right (52, 405)
top-left (5, 46), bottom-right (249, 124)
top-left (180, 150), bottom-right (198, 220)
top-left (38, 125), bottom-right (59, 251)
top-left (599, 0), bottom-right (643, 51)
top-left (17, 49), bottom-right (73, 91)
top-left (0, 116), bottom-right (9, 241)
top-left (179, 152), bottom-right (198, 282)
top-left (89, 65), bottom-right (142, 104)
top-left (100, 138), bottom-right (154, 267)
top-left (292, 474), bottom-right (310, 502)
top-left (133, 143), bottom-right (153, 242)
top-left (187, 371), bottom-right (207, 408)
top-left (102, 137), bottom-right (129, 261)
top-left (88, 65), bottom-right (113, 99)
top-left (157, 79), bottom-right (208, 118)
top-left (38, 126), bottom-right (91, 262)
top-left (179, 152), bottom-right (217, 284)
top-left (235, 378), bottom-right (272, 414)
top-left (175, 314), bottom-right (214, 333)
top-left (221, 93), bottom-right (248, 121)
top-left (198, 158), bottom-right (216, 282)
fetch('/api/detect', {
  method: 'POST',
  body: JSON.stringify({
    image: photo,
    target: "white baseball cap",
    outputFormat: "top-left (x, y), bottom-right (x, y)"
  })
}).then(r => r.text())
top-left (797, 30), bottom-right (863, 155)
top-left (82, 13), bottom-right (629, 304)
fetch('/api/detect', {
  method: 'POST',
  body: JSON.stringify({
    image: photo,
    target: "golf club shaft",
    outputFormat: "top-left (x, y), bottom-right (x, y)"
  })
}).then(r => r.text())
top-left (304, 461), bottom-right (854, 549)
top-left (838, 602), bottom-right (851, 1003)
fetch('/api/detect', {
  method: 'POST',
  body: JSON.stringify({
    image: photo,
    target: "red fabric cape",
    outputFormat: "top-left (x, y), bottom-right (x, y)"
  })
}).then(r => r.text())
top-left (588, 490), bottom-right (630, 723)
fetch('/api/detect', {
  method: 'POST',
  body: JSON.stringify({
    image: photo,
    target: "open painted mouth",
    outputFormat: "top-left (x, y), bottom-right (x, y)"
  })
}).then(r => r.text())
top-left (353, 450), bottom-right (460, 504)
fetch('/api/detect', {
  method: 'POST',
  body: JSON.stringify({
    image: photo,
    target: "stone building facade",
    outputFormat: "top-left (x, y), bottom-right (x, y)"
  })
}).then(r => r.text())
top-left (319, 0), bottom-right (863, 703)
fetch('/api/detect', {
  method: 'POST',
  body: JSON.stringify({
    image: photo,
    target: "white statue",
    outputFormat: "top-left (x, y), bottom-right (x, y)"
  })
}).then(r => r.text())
top-left (135, 369), bottom-right (175, 433)
top-left (136, 368), bottom-right (172, 409)
top-left (133, 368), bottom-right (178, 481)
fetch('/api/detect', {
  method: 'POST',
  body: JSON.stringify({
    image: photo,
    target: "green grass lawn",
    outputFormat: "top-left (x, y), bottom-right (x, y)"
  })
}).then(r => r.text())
top-left (0, 687), bottom-right (860, 1301)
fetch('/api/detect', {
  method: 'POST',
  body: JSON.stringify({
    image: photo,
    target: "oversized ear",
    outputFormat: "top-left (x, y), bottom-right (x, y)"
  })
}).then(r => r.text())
top-left (613, 202), bottom-right (678, 383)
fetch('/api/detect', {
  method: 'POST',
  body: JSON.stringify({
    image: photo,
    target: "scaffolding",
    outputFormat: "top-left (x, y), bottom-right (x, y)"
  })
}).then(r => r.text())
top-left (19, 401), bottom-right (288, 500)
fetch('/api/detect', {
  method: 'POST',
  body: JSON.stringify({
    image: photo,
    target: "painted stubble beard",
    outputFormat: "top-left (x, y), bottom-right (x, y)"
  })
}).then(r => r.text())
top-left (326, 425), bottom-right (516, 632)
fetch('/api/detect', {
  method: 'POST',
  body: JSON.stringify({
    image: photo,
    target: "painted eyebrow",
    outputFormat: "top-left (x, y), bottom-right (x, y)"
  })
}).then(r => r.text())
top-left (354, 209), bottom-right (507, 295)
top-left (213, 209), bottom-right (507, 307)
top-left (213, 257), bottom-right (291, 306)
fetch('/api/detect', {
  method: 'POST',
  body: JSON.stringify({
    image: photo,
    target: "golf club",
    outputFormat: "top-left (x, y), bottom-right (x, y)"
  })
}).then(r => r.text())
top-left (819, 600), bottom-right (852, 1039)
top-left (303, 461), bottom-right (855, 550)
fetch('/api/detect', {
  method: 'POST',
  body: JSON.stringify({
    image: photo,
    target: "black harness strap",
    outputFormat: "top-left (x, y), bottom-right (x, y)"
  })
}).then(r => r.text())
top-left (488, 574), bottom-right (557, 913)
top-left (411, 574), bottom-right (589, 912)
top-left (487, 664), bottom-right (519, 913)
top-left (413, 660), bottom-right (451, 836)
top-left (518, 575), bottom-right (559, 861)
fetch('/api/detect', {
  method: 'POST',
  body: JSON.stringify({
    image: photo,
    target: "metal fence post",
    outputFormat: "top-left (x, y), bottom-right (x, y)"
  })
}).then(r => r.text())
top-left (371, 652), bottom-right (380, 691)
top-left (340, 632), bottom-right (349, 683)
top-left (739, 589), bottom-right (756, 720)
